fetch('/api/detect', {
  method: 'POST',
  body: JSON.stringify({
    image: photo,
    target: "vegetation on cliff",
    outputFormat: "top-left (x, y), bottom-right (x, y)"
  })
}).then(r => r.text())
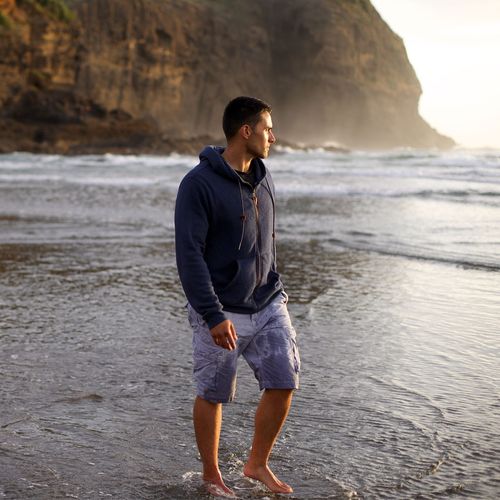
top-left (0, 11), bottom-right (11, 28)
top-left (0, 0), bottom-right (73, 27)
top-left (22, 0), bottom-right (74, 21)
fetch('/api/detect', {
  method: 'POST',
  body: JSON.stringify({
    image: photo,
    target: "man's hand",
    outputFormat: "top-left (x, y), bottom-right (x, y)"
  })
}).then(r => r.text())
top-left (210, 320), bottom-right (238, 350)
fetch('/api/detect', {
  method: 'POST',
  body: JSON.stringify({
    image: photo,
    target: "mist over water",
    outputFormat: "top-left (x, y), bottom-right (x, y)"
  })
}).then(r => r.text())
top-left (1, 149), bottom-right (499, 499)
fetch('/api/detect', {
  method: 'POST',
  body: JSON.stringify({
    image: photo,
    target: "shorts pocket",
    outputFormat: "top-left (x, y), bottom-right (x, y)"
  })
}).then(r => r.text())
top-left (192, 325), bottom-right (224, 393)
top-left (194, 345), bottom-right (237, 400)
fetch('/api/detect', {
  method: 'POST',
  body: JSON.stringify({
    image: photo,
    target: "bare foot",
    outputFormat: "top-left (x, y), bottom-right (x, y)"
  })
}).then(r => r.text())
top-left (243, 463), bottom-right (293, 494)
top-left (203, 474), bottom-right (236, 498)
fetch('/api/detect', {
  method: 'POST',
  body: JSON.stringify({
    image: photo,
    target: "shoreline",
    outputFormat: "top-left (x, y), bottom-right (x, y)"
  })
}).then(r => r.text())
top-left (0, 118), bottom-right (351, 156)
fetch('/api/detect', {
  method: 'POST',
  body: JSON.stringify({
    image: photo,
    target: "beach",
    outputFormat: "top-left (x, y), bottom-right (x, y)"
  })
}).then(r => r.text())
top-left (1, 149), bottom-right (499, 499)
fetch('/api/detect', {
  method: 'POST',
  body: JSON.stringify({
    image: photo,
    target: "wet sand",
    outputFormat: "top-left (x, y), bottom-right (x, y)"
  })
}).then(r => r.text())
top-left (1, 151), bottom-right (499, 498)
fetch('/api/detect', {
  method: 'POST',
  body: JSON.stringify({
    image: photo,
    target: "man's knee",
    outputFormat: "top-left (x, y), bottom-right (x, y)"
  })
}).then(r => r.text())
top-left (195, 395), bottom-right (222, 407)
top-left (263, 388), bottom-right (294, 399)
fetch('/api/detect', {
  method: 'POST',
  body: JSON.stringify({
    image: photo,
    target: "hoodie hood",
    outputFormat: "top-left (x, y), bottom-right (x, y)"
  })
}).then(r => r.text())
top-left (199, 145), bottom-right (267, 185)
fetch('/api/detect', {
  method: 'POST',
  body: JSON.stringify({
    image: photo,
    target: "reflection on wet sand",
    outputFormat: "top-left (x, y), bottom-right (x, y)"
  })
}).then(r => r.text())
top-left (278, 239), bottom-right (366, 305)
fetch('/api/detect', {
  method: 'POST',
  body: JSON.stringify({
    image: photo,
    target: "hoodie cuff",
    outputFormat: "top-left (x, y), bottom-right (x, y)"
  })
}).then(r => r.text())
top-left (206, 311), bottom-right (228, 330)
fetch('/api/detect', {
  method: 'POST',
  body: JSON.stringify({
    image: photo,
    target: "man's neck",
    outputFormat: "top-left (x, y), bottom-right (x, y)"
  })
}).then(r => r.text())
top-left (222, 146), bottom-right (253, 173)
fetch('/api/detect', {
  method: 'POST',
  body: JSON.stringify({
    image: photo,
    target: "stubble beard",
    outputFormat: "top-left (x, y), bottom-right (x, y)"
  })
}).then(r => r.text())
top-left (247, 124), bottom-right (272, 159)
top-left (247, 144), bottom-right (269, 160)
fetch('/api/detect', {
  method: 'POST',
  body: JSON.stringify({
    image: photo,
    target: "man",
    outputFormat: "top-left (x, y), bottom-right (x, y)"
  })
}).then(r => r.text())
top-left (175, 96), bottom-right (300, 497)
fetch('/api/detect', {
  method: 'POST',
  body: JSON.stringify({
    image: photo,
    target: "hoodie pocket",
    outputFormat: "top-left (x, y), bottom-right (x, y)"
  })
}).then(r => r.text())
top-left (218, 256), bottom-right (256, 305)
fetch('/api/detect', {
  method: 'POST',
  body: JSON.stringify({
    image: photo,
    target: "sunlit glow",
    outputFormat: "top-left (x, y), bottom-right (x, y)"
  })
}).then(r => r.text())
top-left (371, 0), bottom-right (500, 148)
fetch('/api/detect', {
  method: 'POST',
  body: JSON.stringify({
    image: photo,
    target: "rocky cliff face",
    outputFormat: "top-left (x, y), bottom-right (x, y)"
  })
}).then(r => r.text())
top-left (0, 0), bottom-right (453, 153)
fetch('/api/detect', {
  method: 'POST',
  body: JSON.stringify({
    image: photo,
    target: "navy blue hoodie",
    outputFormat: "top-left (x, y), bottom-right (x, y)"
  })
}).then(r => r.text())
top-left (175, 146), bottom-right (283, 328)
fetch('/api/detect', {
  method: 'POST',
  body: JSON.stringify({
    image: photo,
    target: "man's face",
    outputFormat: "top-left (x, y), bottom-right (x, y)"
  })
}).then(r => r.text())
top-left (246, 111), bottom-right (276, 159)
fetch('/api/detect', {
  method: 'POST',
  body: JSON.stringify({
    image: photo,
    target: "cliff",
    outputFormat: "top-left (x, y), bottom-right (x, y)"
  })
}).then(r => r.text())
top-left (0, 0), bottom-right (454, 154)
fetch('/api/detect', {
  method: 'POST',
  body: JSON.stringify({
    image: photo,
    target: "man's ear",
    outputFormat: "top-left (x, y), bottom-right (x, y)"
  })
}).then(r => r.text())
top-left (240, 124), bottom-right (253, 139)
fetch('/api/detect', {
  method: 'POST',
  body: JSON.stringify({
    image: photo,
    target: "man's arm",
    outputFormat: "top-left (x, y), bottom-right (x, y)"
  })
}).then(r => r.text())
top-left (175, 176), bottom-right (226, 328)
top-left (175, 177), bottom-right (238, 350)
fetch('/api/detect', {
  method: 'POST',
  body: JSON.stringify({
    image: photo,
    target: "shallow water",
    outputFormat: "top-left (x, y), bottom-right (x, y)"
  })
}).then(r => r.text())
top-left (0, 150), bottom-right (499, 499)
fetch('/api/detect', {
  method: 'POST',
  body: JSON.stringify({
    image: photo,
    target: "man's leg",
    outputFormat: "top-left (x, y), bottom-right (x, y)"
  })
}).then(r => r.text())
top-left (241, 292), bottom-right (300, 493)
top-left (193, 396), bottom-right (235, 497)
top-left (243, 389), bottom-right (294, 493)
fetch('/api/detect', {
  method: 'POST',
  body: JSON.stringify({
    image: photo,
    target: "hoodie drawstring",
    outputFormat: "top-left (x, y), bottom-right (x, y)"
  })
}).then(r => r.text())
top-left (237, 176), bottom-right (276, 269)
top-left (238, 179), bottom-right (246, 251)
top-left (263, 177), bottom-right (277, 267)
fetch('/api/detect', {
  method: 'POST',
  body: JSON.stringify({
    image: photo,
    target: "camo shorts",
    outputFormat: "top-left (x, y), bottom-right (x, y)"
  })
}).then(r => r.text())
top-left (187, 291), bottom-right (300, 403)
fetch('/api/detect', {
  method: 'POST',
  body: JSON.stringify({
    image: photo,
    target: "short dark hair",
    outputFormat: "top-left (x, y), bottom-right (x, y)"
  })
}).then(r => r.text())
top-left (222, 96), bottom-right (272, 140)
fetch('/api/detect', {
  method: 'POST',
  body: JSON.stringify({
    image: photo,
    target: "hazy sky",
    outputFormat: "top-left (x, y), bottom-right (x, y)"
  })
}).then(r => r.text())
top-left (371, 0), bottom-right (500, 148)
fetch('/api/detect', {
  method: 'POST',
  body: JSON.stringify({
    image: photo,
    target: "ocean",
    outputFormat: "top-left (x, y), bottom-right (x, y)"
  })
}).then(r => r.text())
top-left (0, 148), bottom-right (499, 499)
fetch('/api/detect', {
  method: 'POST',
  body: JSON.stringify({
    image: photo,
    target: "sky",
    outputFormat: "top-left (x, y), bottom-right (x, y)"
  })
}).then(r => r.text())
top-left (371, 0), bottom-right (500, 149)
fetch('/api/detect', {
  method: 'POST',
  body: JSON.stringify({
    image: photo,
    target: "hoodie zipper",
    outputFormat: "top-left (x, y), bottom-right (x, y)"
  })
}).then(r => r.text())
top-left (251, 188), bottom-right (261, 285)
top-left (238, 177), bottom-right (262, 286)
